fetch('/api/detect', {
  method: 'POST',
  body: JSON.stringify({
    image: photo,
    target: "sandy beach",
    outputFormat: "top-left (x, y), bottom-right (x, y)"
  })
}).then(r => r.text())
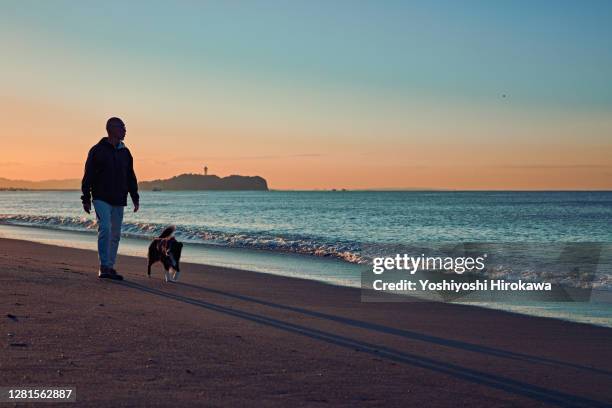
top-left (1, 237), bottom-right (611, 407)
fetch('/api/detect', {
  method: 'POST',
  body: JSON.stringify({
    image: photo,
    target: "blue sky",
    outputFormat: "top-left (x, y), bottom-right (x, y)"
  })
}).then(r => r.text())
top-left (5, 0), bottom-right (610, 106)
top-left (1, 1), bottom-right (611, 188)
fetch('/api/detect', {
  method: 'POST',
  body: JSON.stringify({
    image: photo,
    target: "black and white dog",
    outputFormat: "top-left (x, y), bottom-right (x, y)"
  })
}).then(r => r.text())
top-left (147, 226), bottom-right (183, 282)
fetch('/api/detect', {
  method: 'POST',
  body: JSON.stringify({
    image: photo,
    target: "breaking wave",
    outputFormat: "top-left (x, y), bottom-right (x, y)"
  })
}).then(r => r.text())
top-left (1, 214), bottom-right (610, 290)
top-left (0, 214), bottom-right (368, 264)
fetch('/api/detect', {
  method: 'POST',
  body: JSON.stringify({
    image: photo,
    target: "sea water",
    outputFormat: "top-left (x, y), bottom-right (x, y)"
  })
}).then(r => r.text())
top-left (1, 190), bottom-right (611, 326)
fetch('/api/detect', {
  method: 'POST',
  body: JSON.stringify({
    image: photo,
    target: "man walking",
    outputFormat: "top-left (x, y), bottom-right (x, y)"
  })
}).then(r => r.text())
top-left (81, 117), bottom-right (140, 280)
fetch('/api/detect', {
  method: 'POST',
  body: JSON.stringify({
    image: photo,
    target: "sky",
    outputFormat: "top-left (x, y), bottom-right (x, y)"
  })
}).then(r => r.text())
top-left (1, 0), bottom-right (611, 190)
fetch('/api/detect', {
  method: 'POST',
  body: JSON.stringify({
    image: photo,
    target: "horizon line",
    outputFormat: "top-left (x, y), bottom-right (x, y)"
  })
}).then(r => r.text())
top-left (2, 188), bottom-right (612, 193)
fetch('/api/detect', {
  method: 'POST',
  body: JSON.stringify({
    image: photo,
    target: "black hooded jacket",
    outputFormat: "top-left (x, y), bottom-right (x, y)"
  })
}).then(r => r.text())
top-left (81, 137), bottom-right (139, 207)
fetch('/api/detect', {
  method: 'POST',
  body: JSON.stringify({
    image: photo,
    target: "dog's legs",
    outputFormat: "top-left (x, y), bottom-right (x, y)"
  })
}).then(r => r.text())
top-left (147, 261), bottom-right (153, 277)
top-left (164, 269), bottom-right (171, 283)
top-left (172, 270), bottom-right (181, 282)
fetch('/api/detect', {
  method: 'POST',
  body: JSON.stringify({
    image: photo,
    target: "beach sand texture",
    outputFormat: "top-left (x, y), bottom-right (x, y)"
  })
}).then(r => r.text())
top-left (1, 238), bottom-right (611, 407)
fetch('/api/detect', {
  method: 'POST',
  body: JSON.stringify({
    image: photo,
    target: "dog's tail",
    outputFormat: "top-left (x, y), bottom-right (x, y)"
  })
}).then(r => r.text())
top-left (159, 225), bottom-right (176, 239)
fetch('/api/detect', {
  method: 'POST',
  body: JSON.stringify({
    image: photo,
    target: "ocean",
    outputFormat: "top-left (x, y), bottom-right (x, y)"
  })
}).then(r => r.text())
top-left (1, 190), bottom-right (611, 326)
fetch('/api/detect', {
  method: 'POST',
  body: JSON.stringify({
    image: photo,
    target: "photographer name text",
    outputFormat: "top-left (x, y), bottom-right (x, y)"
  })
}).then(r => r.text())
top-left (373, 279), bottom-right (552, 292)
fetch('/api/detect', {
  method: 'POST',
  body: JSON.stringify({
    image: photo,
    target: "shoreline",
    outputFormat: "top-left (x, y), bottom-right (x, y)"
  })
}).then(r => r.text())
top-left (0, 220), bottom-right (365, 267)
top-left (0, 223), bottom-right (363, 287)
top-left (2, 224), bottom-right (611, 329)
top-left (2, 237), bottom-right (612, 406)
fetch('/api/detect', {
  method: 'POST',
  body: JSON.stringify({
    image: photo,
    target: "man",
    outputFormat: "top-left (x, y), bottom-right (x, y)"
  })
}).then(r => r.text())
top-left (81, 117), bottom-right (140, 280)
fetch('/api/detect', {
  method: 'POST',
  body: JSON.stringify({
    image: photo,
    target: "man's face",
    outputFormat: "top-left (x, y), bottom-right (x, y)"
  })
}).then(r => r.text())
top-left (108, 122), bottom-right (126, 140)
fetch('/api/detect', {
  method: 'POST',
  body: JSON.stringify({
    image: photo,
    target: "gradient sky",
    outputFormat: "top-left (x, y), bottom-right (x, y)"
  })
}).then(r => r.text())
top-left (1, 0), bottom-right (611, 189)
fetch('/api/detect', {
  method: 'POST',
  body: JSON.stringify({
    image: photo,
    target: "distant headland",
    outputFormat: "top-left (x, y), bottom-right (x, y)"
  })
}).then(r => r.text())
top-left (0, 173), bottom-right (269, 191)
top-left (139, 174), bottom-right (268, 191)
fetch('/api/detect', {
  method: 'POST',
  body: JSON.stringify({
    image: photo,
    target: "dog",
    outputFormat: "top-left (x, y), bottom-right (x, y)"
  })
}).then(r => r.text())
top-left (147, 226), bottom-right (183, 282)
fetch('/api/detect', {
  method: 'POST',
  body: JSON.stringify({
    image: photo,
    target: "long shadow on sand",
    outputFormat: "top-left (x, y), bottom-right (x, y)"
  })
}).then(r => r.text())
top-left (176, 281), bottom-right (612, 378)
top-left (114, 280), bottom-right (608, 408)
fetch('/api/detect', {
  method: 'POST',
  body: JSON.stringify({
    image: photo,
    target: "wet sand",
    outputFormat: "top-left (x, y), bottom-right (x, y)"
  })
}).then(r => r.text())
top-left (1, 237), bottom-right (611, 407)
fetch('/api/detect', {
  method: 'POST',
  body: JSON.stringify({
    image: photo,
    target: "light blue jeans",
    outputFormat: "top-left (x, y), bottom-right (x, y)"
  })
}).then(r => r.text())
top-left (93, 199), bottom-right (124, 268)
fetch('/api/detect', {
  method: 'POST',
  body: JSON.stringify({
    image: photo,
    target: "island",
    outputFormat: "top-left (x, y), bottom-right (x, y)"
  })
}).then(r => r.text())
top-left (0, 173), bottom-right (269, 191)
top-left (138, 174), bottom-right (268, 191)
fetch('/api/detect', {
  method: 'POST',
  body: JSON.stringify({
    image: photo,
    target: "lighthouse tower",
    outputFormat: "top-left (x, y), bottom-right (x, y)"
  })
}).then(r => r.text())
top-left (204, 166), bottom-right (208, 176)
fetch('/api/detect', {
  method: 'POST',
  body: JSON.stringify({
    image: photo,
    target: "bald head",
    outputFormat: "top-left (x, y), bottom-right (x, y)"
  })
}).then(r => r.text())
top-left (106, 117), bottom-right (126, 145)
top-left (106, 117), bottom-right (125, 131)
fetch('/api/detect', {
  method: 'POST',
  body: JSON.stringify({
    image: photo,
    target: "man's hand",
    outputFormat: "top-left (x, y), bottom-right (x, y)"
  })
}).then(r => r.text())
top-left (83, 202), bottom-right (91, 214)
top-left (133, 202), bottom-right (139, 213)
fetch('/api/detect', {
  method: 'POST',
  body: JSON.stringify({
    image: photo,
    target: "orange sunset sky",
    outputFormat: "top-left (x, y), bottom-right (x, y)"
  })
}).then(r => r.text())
top-left (1, 2), bottom-right (611, 190)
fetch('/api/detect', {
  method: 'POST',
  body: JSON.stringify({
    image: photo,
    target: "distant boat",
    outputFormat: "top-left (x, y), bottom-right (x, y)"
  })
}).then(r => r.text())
top-left (152, 187), bottom-right (162, 192)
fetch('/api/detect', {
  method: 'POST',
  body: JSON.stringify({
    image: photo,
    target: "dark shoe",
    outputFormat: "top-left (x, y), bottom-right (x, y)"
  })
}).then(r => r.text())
top-left (98, 266), bottom-right (112, 279)
top-left (108, 268), bottom-right (124, 281)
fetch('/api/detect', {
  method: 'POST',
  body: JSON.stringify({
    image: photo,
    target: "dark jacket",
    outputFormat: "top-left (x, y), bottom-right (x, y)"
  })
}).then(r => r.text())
top-left (81, 137), bottom-right (139, 207)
